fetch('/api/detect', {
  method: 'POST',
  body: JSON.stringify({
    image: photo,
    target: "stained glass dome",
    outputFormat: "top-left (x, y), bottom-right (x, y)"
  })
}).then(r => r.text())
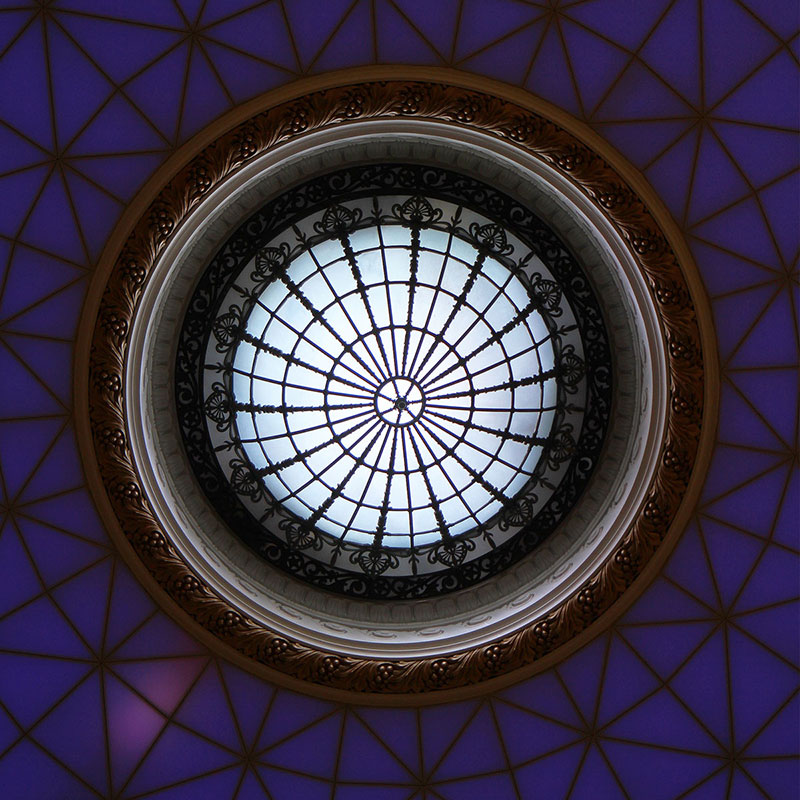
top-left (176, 163), bottom-right (611, 597)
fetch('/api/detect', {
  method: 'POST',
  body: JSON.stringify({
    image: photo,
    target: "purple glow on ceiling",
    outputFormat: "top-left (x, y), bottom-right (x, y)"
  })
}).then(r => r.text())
top-left (0, 1), bottom-right (797, 797)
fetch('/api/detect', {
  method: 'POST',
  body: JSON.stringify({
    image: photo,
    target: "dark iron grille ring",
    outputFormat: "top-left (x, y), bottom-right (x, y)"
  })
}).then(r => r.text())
top-left (177, 163), bottom-right (611, 598)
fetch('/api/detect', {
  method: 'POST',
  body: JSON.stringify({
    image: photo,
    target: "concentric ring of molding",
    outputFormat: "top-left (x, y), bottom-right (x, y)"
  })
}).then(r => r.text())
top-left (82, 78), bottom-right (712, 699)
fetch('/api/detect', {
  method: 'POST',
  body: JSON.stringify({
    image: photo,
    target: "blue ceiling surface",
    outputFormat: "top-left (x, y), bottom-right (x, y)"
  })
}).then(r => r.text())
top-left (0, 1), bottom-right (797, 797)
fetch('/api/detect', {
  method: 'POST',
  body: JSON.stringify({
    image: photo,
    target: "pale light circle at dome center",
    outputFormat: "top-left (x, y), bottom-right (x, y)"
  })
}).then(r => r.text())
top-left (232, 222), bottom-right (556, 548)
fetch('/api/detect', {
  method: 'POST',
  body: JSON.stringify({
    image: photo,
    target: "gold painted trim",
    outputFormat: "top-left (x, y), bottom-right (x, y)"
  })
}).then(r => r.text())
top-left (75, 70), bottom-right (718, 705)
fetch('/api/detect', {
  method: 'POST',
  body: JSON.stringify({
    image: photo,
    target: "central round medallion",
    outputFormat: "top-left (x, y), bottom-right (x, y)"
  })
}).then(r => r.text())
top-left (374, 377), bottom-right (425, 426)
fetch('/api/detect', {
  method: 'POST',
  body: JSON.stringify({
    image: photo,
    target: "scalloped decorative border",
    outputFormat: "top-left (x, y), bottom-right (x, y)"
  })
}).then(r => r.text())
top-left (86, 79), bottom-right (707, 697)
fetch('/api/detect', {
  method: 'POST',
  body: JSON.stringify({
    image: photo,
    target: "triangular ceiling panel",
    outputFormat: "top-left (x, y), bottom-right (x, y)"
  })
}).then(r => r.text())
top-left (201, 2), bottom-right (298, 71)
top-left (728, 367), bottom-right (797, 447)
top-left (0, 739), bottom-right (97, 799)
top-left (29, 670), bottom-right (107, 793)
top-left (393, 0), bottom-right (459, 61)
top-left (102, 561), bottom-right (157, 653)
top-left (125, 43), bottom-right (191, 144)
top-left (65, 152), bottom-right (165, 201)
top-left (644, 125), bottom-right (699, 221)
top-left (454, 0), bottom-right (544, 63)
top-left (50, 558), bottom-right (113, 654)
top-left (19, 487), bottom-right (109, 544)
top-left (173, 664), bottom-right (242, 751)
top-left (564, 0), bottom-right (672, 51)
top-left (1, 277), bottom-right (86, 340)
top-left (730, 289), bottom-right (798, 368)
top-left (104, 671), bottom-right (168, 793)
top-left (639, 0), bottom-right (700, 108)
top-left (337, 712), bottom-right (413, 783)
top-left (19, 172), bottom-right (87, 263)
top-left (0, 418), bottom-right (65, 500)
top-left (47, 21), bottom-right (115, 151)
top-left (432, 704), bottom-right (507, 780)
top-left (703, 0), bottom-right (782, 107)
top-left (603, 687), bottom-right (722, 754)
top-left (703, 466), bottom-right (790, 538)
top-left (594, 58), bottom-right (695, 121)
top-left (734, 601), bottom-right (800, 666)
top-left (309, 0), bottom-right (372, 73)
top-left (460, 18), bottom-right (548, 85)
top-left (199, 39), bottom-right (290, 103)
top-left (176, 47), bottom-right (232, 142)
top-left (689, 240), bottom-right (778, 297)
top-left (728, 626), bottom-right (799, 747)
top-left (0, 22), bottom-right (53, 150)
top-left (561, 19), bottom-right (631, 115)
top-left (714, 50), bottom-right (800, 129)
top-left (513, 741), bottom-right (586, 799)
top-left (55, 0), bottom-right (187, 28)
top-left (62, 168), bottom-right (122, 262)
top-left (2, 335), bottom-right (71, 408)
top-left (712, 120), bottom-right (798, 187)
top-left (686, 127), bottom-right (751, 225)
top-left (758, 170), bottom-right (800, 264)
top-left (570, 745), bottom-right (627, 798)
top-left (739, 0), bottom-right (799, 37)
top-left (692, 197), bottom-right (781, 267)
top-left (15, 515), bottom-right (107, 587)
top-left (525, 23), bottom-right (582, 117)
top-left (0, 342), bottom-right (65, 418)
top-left (53, 12), bottom-right (186, 85)
top-left (354, 708), bottom-right (420, 776)
top-left (492, 699), bottom-right (584, 765)
top-left (0, 165), bottom-right (51, 239)
top-left (602, 739), bottom-right (723, 800)
top-left (0, 122), bottom-right (49, 176)
top-left (0, 520), bottom-right (41, 617)
top-left (0, 244), bottom-right (84, 326)
top-left (112, 657), bottom-right (208, 717)
top-left (260, 709), bottom-right (342, 778)
top-left (375, 0), bottom-right (442, 65)
top-left (0, 10), bottom-right (35, 54)
top-left (717, 382), bottom-right (786, 453)
top-left (218, 661), bottom-right (275, 745)
top-left (283, 0), bottom-right (358, 70)
top-left (66, 93), bottom-right (168, 155)
top-left (668, 628), bottom-right (730, 745)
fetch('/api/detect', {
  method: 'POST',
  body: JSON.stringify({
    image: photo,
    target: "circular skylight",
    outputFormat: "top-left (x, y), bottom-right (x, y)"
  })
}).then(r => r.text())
top-left (177, 163), bottom-right (611, 598)
top-left (220, 201), bottom-right (556, 551)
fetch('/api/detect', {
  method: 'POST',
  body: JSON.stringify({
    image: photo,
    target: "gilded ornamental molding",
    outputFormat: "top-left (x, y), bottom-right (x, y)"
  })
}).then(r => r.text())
top-left (85, 80), bottom-right (708, 697)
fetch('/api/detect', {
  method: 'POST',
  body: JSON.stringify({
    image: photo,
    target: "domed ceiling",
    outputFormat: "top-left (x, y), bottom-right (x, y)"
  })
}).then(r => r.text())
top-left (0, 1), bottom-right (797, 798)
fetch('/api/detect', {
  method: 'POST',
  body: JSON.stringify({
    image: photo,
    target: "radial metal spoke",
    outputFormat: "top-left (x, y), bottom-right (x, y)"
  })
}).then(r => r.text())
top-left (255, 413), bottom-right (377, 477)
top-left (419, 298), bottom-right (541, 390)
top-left (427, 369), bottom-right (556, 403)
top-left (307, 424), bottom-right (387, 528)
top-left (274, 268), bottom-right (385, 386)
top-left (425, 407), bottom-right (547, 446)
top-left (374, 427), bottom-right (400, 546)
top-left (406, 427), bottom-right (451, 541)
top-left (415, 418), bottom-right (511, 506)
top-left (235, 400), bottom-right (374, 414)
top-left (408, 250), bottom-right (487, 380)
top-left (339, 230), bottom-right (394, 377)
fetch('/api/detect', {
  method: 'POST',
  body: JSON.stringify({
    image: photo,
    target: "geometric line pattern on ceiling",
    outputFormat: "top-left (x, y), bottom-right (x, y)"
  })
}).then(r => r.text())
top-left (0, 0), bottom-right (797, 796)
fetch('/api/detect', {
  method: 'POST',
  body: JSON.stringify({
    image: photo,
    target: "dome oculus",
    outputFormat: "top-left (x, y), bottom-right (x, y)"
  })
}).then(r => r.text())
top-left (176, 164), bottom-right (612, 598)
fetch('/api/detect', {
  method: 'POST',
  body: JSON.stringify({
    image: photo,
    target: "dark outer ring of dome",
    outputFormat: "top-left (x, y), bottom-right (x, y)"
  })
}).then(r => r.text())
top-left (82, 77), bottom-right (712, 699)
top-left (175, 164), bottom-right (611, 599)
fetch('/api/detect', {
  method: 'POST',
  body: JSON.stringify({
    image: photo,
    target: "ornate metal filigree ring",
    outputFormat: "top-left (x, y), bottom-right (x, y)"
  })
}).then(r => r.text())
top-left (79, 77), bottom-right (715, 701)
